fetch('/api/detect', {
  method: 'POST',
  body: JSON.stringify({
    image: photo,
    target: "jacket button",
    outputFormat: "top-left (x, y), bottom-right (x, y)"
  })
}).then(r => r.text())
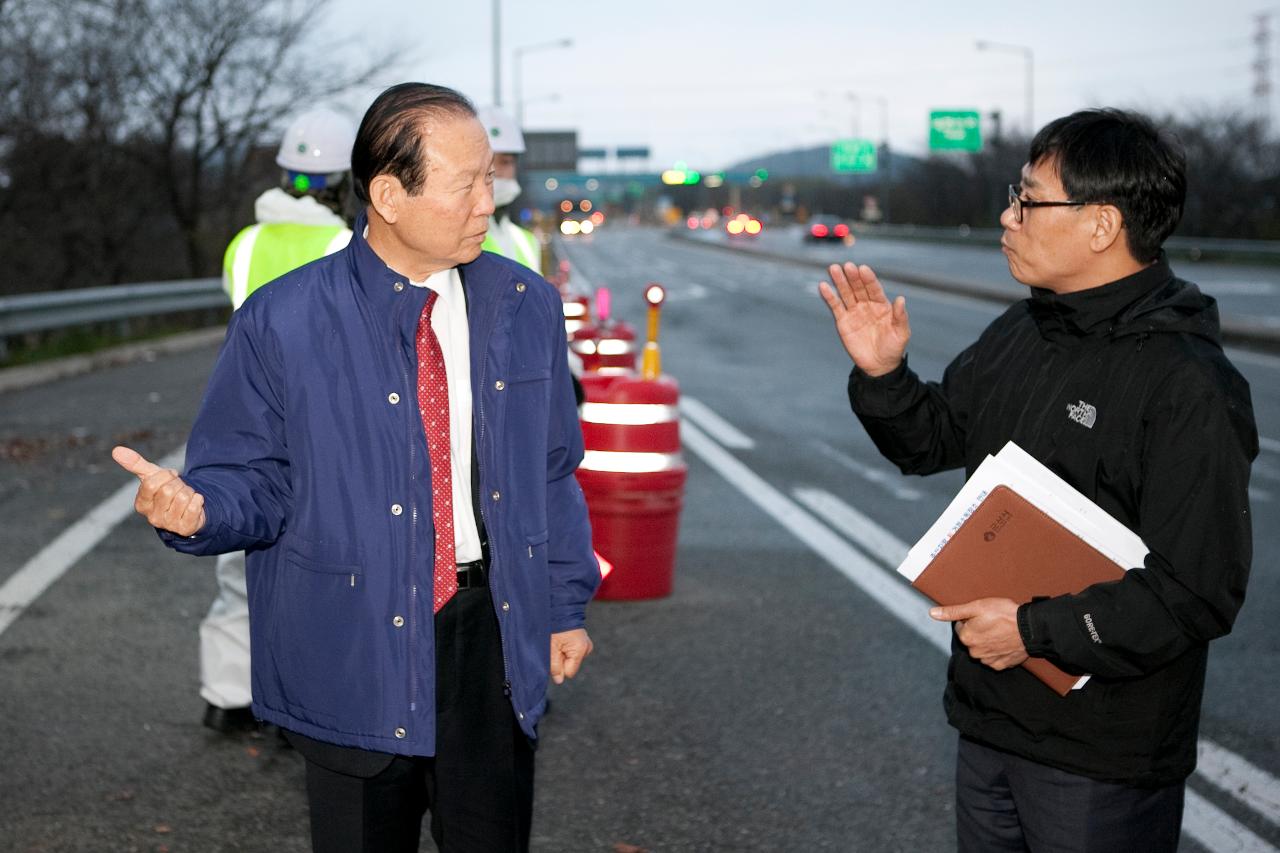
top-left (391, 503), bottom-right (403, 516)
top-left (393, 282), bottom-right (405, 293)
top-left (515, 282), bottom-right (526, 293)
top-left (494, 380), bottom-right (505, 391)
top-left (502, 601), bottom-right (510, 612)
top-left (393, 615), bottom-right (404, 627)
top-left (491, 490), bottom-right (501, 501)
top-left (394, 727), bottom-right (406, 738)
top-left (388, 392), bottom-right (400, 405)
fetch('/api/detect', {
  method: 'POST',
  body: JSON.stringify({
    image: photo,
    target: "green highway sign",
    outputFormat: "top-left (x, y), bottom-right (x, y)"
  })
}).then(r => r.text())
top-left (929, 110), bottom-right (982, 151)
top-left (831, 139), bottom-right (877, 173)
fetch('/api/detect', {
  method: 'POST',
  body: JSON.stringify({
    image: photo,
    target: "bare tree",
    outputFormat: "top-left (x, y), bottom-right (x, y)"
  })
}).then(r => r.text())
top-left (0, 0), bottom-right (383, 294)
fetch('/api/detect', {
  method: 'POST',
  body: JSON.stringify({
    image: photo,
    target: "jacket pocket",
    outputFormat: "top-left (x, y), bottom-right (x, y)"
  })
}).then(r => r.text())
top-left (269, 540), bottom-right (383, 733)
top-left (508, 366), bottom-right (551, 384)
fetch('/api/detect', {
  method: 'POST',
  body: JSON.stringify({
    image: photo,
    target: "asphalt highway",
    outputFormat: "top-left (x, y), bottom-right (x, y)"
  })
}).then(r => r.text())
top-left (1, 225), bottom-right (1277, 851)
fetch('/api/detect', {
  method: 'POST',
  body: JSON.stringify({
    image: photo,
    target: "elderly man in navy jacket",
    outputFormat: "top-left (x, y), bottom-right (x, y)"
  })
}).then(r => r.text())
top-left (113, 83), bottom-right (599, 853)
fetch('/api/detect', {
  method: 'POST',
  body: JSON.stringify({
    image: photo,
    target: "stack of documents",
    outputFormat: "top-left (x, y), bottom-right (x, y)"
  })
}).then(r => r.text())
top-left (898, 442), bottom-right (1148, 695)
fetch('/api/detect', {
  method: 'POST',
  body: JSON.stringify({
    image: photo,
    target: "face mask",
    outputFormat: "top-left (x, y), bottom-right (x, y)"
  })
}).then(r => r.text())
top-left (492, 177), bottom-right (522, 208)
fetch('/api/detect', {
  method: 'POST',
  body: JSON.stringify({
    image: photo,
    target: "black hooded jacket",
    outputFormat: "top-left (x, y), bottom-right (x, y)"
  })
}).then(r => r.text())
top-left (849, 256), bottom-right (1257, 786)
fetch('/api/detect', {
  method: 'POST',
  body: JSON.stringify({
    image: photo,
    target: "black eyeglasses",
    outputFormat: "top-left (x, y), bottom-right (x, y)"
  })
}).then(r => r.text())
top-left (1008, 184), bottom-right (1089, 224)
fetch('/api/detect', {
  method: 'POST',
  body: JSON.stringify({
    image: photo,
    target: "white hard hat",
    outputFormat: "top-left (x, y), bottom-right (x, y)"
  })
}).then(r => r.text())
top-left (276, 108), bottom-right (356, 174)
top-left (477, 106), bottom-right (525, 154)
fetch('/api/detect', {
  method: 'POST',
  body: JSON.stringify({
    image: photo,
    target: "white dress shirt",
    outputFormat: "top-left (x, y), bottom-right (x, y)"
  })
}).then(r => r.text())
top-left (410, 268), bottom-right (482, 562)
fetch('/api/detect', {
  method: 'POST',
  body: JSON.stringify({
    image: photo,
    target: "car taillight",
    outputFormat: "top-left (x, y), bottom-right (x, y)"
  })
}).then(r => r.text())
top-left (687, 216), bottom-right (699, 229)
top-left (834, 224), bottom-right (849, 238)
top-left (812, 224), bottom-right (829, 237)
top-left (746, 219), bottom-right (762, 235)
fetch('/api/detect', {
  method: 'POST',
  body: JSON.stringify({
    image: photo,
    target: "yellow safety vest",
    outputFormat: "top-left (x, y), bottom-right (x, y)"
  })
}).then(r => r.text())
top-left (482, 220), bottom-right (541, 272)
top-left (222, 222), bottom-right (351, 310)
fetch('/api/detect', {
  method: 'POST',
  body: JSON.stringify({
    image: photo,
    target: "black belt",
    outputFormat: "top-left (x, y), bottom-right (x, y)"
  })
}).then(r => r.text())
top-left (456, 559), bottom-right (487, 589)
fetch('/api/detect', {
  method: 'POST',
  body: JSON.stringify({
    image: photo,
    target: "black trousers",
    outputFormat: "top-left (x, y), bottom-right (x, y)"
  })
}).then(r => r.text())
top-left (289, 586), bottom-right (535, 853)
top-left (956, 736), bottom-right (1184, 853)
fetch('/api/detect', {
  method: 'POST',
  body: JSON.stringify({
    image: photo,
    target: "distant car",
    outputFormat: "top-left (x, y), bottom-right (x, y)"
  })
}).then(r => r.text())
top-left (806, 215), bottom-right (851, 243)
top-left (726, 213), bottom-right (762, 238)
top-left (684, 208), bottom-right (720, 231)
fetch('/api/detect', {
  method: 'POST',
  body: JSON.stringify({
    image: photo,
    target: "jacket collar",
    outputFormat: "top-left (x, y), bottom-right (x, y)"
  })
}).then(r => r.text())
top-left (345, 209), bottom-right (513, 302)
top-left (346, 209), bottom-right (416, 313)
top-left (344, 210), bottom-right (521, 351)
top-left (1027, 254), bottom-right (1172, 340)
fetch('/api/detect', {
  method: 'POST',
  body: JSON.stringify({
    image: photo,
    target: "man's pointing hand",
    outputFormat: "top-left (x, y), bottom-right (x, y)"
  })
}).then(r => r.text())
top-left (112, 445), bottom-right (206, 536)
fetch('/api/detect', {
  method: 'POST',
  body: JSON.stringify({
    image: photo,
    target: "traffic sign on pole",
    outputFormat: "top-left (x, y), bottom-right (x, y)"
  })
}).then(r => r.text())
top-left (831, 139), bottom-right (877, 173)
top-left (929, 110), bottom-right (982, 151)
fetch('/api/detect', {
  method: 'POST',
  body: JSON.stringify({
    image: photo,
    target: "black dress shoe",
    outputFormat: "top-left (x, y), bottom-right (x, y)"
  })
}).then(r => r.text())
top-left (202, 703), bottom-right (258, 734)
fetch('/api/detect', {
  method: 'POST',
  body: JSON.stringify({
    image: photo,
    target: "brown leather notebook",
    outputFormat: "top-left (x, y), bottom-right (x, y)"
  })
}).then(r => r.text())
top-left (912, 484), bottom-right (1126, 696)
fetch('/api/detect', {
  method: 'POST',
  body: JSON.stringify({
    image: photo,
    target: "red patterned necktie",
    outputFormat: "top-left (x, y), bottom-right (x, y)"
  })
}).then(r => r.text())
top-left (416, 290), bottom-right (457, 613)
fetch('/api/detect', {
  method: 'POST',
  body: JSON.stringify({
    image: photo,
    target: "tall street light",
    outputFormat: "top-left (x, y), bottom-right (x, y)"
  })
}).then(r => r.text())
top-left (492, 0), bottom-right (502, 105)
top-left (515, 38), bottom-right (573, 126)
top-left (976, 39), bottom-right (1034, 135)
top-left (868, 95), bottom-right (891, 224)
top-left (817, 90), bottom-right (861, 137)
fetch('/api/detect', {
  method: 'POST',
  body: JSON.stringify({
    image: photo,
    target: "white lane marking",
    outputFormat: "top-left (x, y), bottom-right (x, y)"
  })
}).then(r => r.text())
top-left (1227, 348), bottom-right (1280, 371)
top-left (1252, 461), bottom-right (1280, 483)
top-left (651, 258), bottom-right (681, 276)
top-left (664, 282), bottom-right (712, 302)
top-left (811, 439), bottom-right (924, 501)
top-left (1260, 437), bottom-right (1280, 455)
top-left (793, 487), bottom-right (909, 571)
top-left (1206, 282), bottom-right (1278, 295)
top-left (0, 446), bottom-right (185, 638)
top-left (816, 276), bottom-right (1007, 316)
top-left (684, 424), bottom-right (1280, 850)
top-left (682, 420), bottom-right (952, 653)
top-left (1184, 788), bottom-right (1277, 853)
top-left (680, 397), bottom-right (755, 450)
top-left (1199, 740), bottom-right (1280, 828)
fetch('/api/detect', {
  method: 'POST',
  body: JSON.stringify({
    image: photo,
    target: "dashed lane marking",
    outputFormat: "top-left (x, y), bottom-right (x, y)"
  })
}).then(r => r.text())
top-left (684, 412), bottom-right (1280, 852)
top-left (680, 397), bottom-right (755, 450)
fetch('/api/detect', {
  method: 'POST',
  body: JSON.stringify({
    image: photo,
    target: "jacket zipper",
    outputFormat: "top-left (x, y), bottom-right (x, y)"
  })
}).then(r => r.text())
top-left (474, 293), bottom-right (516, 707)
top-left (398, 298), bottom-right (422, 716)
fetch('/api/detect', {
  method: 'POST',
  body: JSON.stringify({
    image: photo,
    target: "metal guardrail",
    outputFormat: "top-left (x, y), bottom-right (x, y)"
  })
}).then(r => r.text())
top-left (852, 223), bottom-right (1280, 262)
top-left (0, 277), bottom-right (227, 337)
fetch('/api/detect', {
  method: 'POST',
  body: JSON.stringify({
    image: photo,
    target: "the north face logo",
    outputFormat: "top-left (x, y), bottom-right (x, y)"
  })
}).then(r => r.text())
top-left (1066, 400), bottom-right (1097, 429)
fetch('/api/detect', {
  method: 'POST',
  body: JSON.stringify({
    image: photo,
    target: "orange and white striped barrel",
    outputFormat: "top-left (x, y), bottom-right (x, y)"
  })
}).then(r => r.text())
top-left (577, 373), bottom-right (686, 599)
top-left (569, 320), bottom-right (639, 374)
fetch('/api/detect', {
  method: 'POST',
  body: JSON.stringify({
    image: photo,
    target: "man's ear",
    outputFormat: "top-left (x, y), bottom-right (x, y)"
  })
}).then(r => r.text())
top-left (1090, 204), bottom-right (1125, 254)
top-left (368, 174), bottom-right (403, 225)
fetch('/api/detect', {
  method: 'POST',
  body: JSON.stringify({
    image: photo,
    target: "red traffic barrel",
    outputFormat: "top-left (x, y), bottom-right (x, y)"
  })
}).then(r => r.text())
top-left (561, 293), bottom-right (590, 337)
top-left (570, 320), bottom-right (638, 374)
top-left (577, 372), bottom-right (686, 600)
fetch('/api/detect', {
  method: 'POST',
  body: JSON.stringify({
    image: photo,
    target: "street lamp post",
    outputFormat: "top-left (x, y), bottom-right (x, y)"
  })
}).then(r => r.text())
top-left (870, 96), bottom-right (891, 224)
top-left (976, 39), bottom-right (1034, 135)
top-left (492, 0), bottom-right (501, 106)
top-left (514, 38), bottom-right (573, 126)
top-left (817, 90), bottom-right (861, 137)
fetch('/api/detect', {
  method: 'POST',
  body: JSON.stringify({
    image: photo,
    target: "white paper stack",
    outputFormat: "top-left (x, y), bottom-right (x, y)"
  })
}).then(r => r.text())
top-left (897, 441), bottom-right (1148, 583)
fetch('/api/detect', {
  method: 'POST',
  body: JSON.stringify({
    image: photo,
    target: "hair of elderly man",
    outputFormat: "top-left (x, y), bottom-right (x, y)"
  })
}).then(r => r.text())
top-left (1029, 108), bottom-right (1187, 264)
top-left (351, 82), bottom-right (477, 205)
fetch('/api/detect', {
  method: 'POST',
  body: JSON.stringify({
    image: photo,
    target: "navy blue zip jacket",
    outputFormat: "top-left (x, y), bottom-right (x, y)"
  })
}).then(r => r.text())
top-left (161, 211), bottom-right (599, 755)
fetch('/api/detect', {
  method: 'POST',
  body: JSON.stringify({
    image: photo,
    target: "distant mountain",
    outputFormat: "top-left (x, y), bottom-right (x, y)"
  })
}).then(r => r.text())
top-left (724, 144), bottom-right (923, 183)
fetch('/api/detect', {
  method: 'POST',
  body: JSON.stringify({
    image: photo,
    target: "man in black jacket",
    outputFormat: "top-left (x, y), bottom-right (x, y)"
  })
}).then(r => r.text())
top-left (820, 109), bottom-right (1257, 852)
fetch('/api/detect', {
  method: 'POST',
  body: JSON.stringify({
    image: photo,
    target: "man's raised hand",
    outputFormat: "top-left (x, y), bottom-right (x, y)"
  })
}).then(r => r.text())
top-left (111, 445), bottom-right (206, 536)
top-left (818, 261), bottom-right (911, 376)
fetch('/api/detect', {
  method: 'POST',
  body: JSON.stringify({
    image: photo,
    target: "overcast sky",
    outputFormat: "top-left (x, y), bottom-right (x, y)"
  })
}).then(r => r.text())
top-left (322, 1), bottom-right (1270, 169)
